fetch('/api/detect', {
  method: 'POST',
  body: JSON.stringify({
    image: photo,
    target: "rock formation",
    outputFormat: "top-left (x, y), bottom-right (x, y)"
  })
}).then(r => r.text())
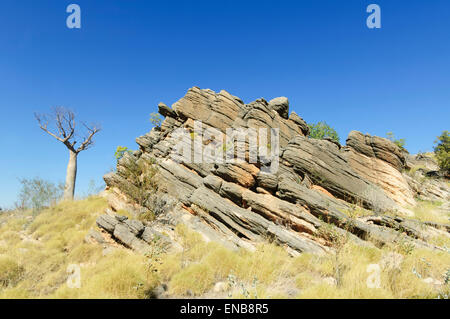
top-left (98, 87), bottom-right (449, 255)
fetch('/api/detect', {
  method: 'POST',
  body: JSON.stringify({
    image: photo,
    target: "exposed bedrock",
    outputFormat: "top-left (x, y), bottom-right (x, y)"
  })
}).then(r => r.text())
top-left (102, 87), bottom-right (449, 254)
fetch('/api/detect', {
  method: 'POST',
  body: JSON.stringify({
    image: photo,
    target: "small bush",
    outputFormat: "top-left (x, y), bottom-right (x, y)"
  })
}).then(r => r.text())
top-left (308, 122), bottom-right (340, 143)
top-left (119, 156), bottom-right (159, 210)
top-left (434, 130), bottom-right (449, 173)
top-left (115, 146), bottom-right (133, 161)
top-left (150, 113), bottom-right (162, 128)
top-left (386, 132), bottom-right (407, 150)
top-left (16, 177), bottom-right (64, 211)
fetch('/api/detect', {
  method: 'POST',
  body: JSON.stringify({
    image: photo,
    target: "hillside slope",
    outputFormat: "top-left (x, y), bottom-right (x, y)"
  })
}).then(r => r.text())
top-left (0, 197), bottom-right (449, 299)
top-left (1, 87), bottom-right (449, 299)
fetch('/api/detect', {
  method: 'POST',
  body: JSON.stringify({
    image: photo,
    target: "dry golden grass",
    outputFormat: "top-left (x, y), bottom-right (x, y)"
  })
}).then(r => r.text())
top-left (0, 196), bottom-right (158, 299)
top-left (411, 200), bottom-right (448, 224)
top-left (0, 256), bottom-right (25, 288)
top-left (158, 224), bottom-right (450, 299)
top-left (428, 233), bottom-right (450, 248)
top-left (0, 197), bottom-right (448, 299)
top-left (339, 204), bottom-right (372, 219)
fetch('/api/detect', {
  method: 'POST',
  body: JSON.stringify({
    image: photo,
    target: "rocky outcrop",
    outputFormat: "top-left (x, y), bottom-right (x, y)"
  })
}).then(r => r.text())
top-left (404, 169), bottom-right (450, 202)
top-left (102, 87), bottom-right (449, 255)
top-left (405, 153), bottom-right (440, 172)
top-left (268, 97), bottom-right (289, 119)
top-left (281, 135), bottom-right (398, 211)
top-left (346, 131), bottom-right (406, 171)
top-left (96, 211), bottom-right (173, 254)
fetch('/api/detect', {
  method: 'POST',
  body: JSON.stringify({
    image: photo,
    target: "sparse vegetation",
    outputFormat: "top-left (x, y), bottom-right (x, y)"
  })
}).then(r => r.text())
top-left (411, 200), bottom-right (448, 224)
top-left (150, 112), bottom-right (162, 129)
top-left (0, 197), bottom-right (157, 298)
top-left (15, 177), bottom-right (64, 212)
top-left (0, 257), bottom-right (24, 288)
top-left (81, 179), bottom-right (105, 199)
top-left (341, 204), bottom-right (371, 219)
top-left (434, 130), bottom-right (449, 173)
top-left (115, 146), bottom-right (133, 161)
top-left (409, 165), bottom-right (427, 176)
top-left (386, 132), bottom-right (407, 151)
top-left (308, 122), bottom-right (340, 144)
top-left (118, 156), bottom-right (159, 211)
top-left (0, 198), bottom-right (449, 299)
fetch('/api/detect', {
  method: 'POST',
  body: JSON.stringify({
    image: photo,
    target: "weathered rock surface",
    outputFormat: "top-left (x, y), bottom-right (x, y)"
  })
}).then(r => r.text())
top-left (281, 135), bottom-right (398, 211)
top-left (405, 153), bottom-right (440, 172)
top-left (268, 97), bottom-right (289, 119)
top-left (346, 131), bottom-right (406, 171)
top-left (345, 131), bottom-right (417, 207)
top-left (404, 170), bottom-right (450, 203)
top-left (103, 87), bottom-right (449, 255)
top-left (96, 212), bottom-right (172, 254)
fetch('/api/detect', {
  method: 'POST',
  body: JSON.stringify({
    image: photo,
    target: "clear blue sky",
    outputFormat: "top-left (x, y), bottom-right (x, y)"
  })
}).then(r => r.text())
top-left (0, 0), bottom-right (449, 208)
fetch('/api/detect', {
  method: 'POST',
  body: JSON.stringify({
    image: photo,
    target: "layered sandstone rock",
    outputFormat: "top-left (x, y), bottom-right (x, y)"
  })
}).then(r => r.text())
top-left (345, 131), bottom-right (416, 207)
top-left (100, 87), bottom-right (449, 255)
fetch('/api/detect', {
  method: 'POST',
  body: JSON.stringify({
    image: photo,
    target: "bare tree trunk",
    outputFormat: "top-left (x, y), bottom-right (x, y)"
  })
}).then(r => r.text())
top-left (35, 108), bottom-right (101, 201)
top-left (64, 150), bottom-right (78, 200)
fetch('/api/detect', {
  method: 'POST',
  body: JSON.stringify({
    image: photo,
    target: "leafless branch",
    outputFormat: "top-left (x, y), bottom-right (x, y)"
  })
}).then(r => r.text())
top-left (54, 107), bottom-right (75, 142)
top-left (35, 107), bottom-right (100, 153)
top-left (35, 113), bottom-right (66, 143)
top-left (76, 122), bottom-right (101, 153)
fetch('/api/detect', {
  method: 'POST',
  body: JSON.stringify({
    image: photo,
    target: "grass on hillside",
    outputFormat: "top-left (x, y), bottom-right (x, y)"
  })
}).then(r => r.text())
top-left (340, 199), bottom-right (449, 225)
top-left (411, 200), bottom-right (449, 224)
top-left (0, 197), bottom-right (157, 298)
top-left (0, 197), bottom-right (449, 299)
top-left (160, 224), bottom-right (450, 299)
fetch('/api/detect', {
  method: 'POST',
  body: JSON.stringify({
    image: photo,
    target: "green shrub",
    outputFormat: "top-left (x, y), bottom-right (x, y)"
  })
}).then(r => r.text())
top-left (434, 130), bottom-right (449, 173)
top-left (16, 177), bottom-right (64, 211)
top-left (120, 157), bottom-right (159, 209)
top-left (115, 146), bottom-right (133, 161)
top-left (150, 112), bottom-right (162, 128)
top-left (386, 132), bottom-right (406, 150)
top-left (308, 122), bottom-right (340, 143)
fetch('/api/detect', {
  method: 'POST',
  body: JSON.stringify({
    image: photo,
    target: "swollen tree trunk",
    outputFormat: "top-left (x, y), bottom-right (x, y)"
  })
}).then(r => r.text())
top-left (64, 150), bottom-right (78, 200)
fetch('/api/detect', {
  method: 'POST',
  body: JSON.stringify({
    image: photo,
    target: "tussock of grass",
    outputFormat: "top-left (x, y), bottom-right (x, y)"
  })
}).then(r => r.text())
top-left (158, 225), bottom-right (450, 299)
top-left (160, 224), bottom-right (298, 297)
top-left (412, 200), bottom-right (448, 224)
top-left (0, 197), bottom-right (158, 299)
top-left (0, 256), bottom-right (25, 288)
top-left (297, 242), bottom-right (449, 299)
top-left (428, 233), bottom-right (450, 248)
top-left (51, 249), bottom-right (154, 299)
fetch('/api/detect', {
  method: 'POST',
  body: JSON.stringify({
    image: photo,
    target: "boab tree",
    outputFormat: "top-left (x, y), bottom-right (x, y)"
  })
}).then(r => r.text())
top-left (35, 107), bottom-right (101, 200)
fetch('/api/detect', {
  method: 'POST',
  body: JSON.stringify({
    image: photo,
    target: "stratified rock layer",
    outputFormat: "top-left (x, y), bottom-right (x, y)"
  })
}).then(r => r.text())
top-left (101, 87), bottom-right (449, 254)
